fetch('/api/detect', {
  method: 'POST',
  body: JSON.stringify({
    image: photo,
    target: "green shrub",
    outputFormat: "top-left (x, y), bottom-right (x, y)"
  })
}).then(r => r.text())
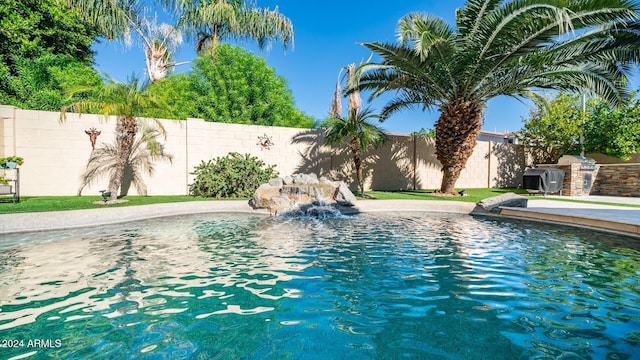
top-left (190, 152), bottom-right (277, 198)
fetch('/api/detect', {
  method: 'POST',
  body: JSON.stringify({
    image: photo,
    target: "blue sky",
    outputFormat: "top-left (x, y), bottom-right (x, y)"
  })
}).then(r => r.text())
top-left (91, 0), bottom-right (632, 134)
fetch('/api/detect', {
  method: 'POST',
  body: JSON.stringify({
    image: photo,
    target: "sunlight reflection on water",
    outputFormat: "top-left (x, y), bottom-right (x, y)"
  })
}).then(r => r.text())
top-left (0, 212), bottom-right (639, 359)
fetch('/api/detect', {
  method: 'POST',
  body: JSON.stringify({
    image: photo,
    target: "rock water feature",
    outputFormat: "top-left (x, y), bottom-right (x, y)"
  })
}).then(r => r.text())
top-left (250, 173), bottom-right (357, 217)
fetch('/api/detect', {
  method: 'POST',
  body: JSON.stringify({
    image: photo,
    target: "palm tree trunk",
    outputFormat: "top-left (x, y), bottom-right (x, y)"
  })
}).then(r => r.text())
top-left (108, 116), bottom-right (138, 200)
top-left (435, 100), bottom-right (483, 194)
top-left (350, 138), bottom-right (364, 196)
top-left (145, 42), bottom-right (168, 83)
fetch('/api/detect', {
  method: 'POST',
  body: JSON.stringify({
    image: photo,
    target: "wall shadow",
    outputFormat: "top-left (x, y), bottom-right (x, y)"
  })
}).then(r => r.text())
top-left (290, 129), bottom-right (337, 178)
top-left (492, 143), bottom-right (527, 188)
top-left (368, 135), bottom-right (421, 191)
top-left (290, 130), bottom-right (526, 191)
top-left (290, 130), bottom-right (416, 191)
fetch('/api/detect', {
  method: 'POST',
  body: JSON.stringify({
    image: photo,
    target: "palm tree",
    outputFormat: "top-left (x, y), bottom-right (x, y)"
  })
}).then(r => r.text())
top-left (327, 63), bottom-right (388, 196)
top-left (325, 107), bottom-right (389, 197)
top-left (77, 127), bottom-right (173, 196)
top-left (179, 0), bottom-right (294, 55)
top-left (61, 76), bottom-right (167, 200)
top-left (140, 17), bottom-right (185, 82)
top-left (62, 0), bottom-right (292, 78)
top-left (355, 0), bottom-right (640, 194)
top-left (61, 0), bottom-right (185, 82)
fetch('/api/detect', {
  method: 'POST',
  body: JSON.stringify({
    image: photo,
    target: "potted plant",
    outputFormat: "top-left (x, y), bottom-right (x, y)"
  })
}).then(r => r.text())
top-left (0, 174), bottom-right (10, 194)
top-left (0, 156), bottom-right (24, 169)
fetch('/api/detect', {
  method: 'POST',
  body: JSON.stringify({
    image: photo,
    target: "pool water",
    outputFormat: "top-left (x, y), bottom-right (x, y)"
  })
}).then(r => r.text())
top-left (0, 213), bottom-right (639, 359)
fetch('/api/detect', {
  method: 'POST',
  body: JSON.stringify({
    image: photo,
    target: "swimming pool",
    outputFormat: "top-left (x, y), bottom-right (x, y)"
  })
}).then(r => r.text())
top-left (0, 212), bottom-right (638, 359)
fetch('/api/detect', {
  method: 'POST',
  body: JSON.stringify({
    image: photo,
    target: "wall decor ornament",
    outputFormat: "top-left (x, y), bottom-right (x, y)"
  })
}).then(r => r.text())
top-left (85, 128), bottom-right (101, 150)
top-left (257, 133), bottom-right (274, 150)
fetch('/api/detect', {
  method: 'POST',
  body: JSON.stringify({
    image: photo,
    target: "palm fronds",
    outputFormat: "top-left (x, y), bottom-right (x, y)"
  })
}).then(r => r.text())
top-left (355, 0), bottom-right (640, 193)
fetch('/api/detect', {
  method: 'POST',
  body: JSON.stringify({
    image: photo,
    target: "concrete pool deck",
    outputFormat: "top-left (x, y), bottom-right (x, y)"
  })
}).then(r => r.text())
top-left (499, 195), bottom-right (640, 237)
top-left (0, 196), bottom-right (638, 237)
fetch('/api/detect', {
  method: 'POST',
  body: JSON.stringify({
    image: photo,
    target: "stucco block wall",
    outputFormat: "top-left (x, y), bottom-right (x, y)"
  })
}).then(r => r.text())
top-left (1, 105), bottom-right (527, 196)
top-left (1, 108), bottom-right (117, 196)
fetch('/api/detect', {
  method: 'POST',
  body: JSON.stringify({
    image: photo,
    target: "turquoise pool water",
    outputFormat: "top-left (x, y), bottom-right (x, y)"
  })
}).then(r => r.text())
top-left (0, 213), bottom-right (639, 359)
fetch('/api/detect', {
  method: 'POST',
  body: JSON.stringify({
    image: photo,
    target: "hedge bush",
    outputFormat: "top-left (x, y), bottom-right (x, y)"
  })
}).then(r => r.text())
top-left (190, 152), bottom-right (277, 198)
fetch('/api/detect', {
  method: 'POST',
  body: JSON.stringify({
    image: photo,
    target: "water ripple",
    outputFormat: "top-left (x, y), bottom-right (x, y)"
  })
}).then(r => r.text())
top-left (0, 212), bottom-right (638, 359)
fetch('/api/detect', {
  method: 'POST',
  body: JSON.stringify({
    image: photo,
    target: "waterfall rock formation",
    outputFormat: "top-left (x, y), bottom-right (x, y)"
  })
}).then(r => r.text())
top-left (250, 173), bottom-right (357, 215)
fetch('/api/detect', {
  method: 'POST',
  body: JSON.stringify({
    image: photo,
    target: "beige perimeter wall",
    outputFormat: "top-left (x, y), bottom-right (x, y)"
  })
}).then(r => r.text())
top-left (0, 105), bottom-right (527, 196)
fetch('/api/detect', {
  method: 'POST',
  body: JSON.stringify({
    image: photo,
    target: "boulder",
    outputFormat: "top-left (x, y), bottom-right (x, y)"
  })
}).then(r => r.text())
top-left (251, 183), bottom-right (281, 209)
top-left (268, 177), bottom-right (283, 187)
top-left (267, 196), bottom-right (296, 215)
top-left (475, 192), bottom-right (528, 213)
top-left (250, 173), bottom-right (357, 215)
top-left (292, 173), bottom-right (319, 185)
top-left (334, 182), bottom-right (357, 206)
top-left (319, 176), bottom-right (337, 186)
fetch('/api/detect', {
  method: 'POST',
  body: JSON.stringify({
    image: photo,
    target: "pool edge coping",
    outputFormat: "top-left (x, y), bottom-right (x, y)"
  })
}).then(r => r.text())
top-left (494, 207), bottom-right (640, 239)
top-left (1, 199), bottom-right (639, 238)
top-left (0, 200), bottom-right (477, 235)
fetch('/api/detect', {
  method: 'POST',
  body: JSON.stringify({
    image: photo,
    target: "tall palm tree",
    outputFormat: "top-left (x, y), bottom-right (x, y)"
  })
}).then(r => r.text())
top-left (61, 77), bottom-right (167, 200)
top-left (62, 0), bottom-right (292, 77)
top-left (327, 63), bottom-right (388, 196)
top-left (77, 127), bottom-right (173, 196)
top-left (179, 0), bottom-right (294, 55)
top-left (61, 0), bottom-right (185, 82)
top-left (355, 0), bottom-right (640, 194)
top-left (140, 17), bottom-right (185, 82)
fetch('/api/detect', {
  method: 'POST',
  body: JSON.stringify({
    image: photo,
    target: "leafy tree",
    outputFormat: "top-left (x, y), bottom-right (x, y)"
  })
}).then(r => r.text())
top-left (517, 92), bottom-right (584, 164)
top-left (584, 96), bottom-right (640, 160)
top-left (144, 73), bottom-right (199, 120)
top-left (0, 0), bottom-right (96, 66)
top-left (355, 0), bottom-right (640, 194)
top-left (61, 77), bottom-right (169, 200)
top-left (0, 53), bottom-right (103, 110)
top-left (410, 128), bottom-right (436, 138)
top-left (326, 63), bottom-right (388, 196)
top-left (192, 46), bottom-right (312, 126)
top-left (78, 126), bottom-right (173, 196)
top-left (0, 0), bottom-right (100, 108)
top-left (145, 45), bottom-right (314, 128)
top-left (519, 91), bottom-right (640, 163)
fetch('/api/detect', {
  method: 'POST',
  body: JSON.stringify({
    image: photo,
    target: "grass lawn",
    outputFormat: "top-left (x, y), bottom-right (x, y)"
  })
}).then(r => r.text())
top-left (1, 188), bottom-right (637, 214)
top-left (362, 188), bottom-right (528, 203)
top-left (0, 195), bottom-right (226, 214)
top-left (363, 188), bottom-right (640, 208)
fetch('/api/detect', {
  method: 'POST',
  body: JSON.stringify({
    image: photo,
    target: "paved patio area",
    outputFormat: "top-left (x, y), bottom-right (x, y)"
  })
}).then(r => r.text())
top-left (500, 195), bottom-right (640, 237)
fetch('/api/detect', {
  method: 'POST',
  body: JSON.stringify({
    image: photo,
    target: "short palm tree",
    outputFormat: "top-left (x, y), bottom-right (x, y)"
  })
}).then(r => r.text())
top-left (78, 127), bottom-right (173, 196)
top-left (61, 77), bottom-right (167, 200)
top-left (356, 0), bottom-right (640, 194)
top-left (179, 0), bottom-right (294, 55)
top-left (325, 107), bottom-right (389, 197)
top-left (327, 63), bottom-right (388, 196)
